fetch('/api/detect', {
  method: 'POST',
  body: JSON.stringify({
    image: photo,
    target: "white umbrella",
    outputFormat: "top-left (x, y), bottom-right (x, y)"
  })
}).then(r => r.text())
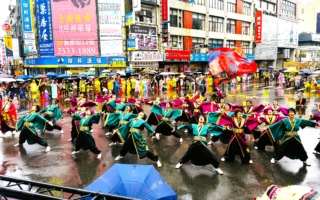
top-left (101, 69), bottom-right (111, 74)
top-left (0, 78), bottom-right (16, 82)
top-left (117, 71), bottom-right (126, 76)
top-left (15, 79), bottom-right (25, 82)
top-left (312, 71), bottom-right (320, 75)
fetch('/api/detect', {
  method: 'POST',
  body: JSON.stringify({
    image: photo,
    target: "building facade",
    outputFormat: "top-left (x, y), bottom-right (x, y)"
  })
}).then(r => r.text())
top-left (298, 0), bottom-right (320, 34)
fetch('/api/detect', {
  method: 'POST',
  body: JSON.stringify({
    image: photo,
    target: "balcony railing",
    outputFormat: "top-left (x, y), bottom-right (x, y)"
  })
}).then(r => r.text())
top-left (141, 0), bottom-right (157, 5)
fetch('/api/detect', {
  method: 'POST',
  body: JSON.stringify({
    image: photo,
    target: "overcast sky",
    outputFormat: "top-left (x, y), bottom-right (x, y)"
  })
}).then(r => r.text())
top-left (0, 0), bottom-right (15, 37)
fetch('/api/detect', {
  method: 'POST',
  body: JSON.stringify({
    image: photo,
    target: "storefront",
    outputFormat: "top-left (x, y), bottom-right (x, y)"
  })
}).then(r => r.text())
top-left (190, 53), bottom-right (208, 72)
top-left (159, 50), bottom-right (190, 72)
top-left (24, 56), bottom-right (127, 76)
top-left (128, 51), bottom-right (163, 73)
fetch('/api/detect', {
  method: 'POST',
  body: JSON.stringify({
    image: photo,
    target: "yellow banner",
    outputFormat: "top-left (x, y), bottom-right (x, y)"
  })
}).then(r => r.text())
top-left (70, 69), bottom-right (86, 73)
top-left (284, 62), bottom-right (298, 69)
top-left (299, 62), bottom-right (308, 69)
top-left (4, 34), bottom-right (13, 56)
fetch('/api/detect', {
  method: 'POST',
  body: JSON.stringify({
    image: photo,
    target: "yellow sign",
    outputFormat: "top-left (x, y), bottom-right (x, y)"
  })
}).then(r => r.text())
top-left (284, 62), bottom-right (298, 69)
top-left (70, 69), bottom-right (86, 73)
top-left (299, 62), bottom-right (308, 69)
top-left (3, 34), bottom-right (13, 57)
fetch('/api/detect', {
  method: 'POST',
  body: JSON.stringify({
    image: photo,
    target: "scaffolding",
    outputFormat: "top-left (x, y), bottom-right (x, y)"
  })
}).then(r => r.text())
top-left (0, 175), bottom-right (139, 200)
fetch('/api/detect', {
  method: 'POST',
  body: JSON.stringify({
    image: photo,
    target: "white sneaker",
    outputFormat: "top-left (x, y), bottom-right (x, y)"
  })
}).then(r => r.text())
top-left (97, 153), bottom-right (102, 159)
top-left (179, 138), bottom-right (183, 143)
top-left (313, 150), bottom-right (317, 154)
top-left (115, 155), bottom-right (123, 161)
top-left (156, 133), bottom-right (160, 140)
top-left (208, 140), bottom-right (213, 145)
top-left (215, 168), bottom-right (224, 175)
top-left (151, 136), bottom-right (156, 140)
top-left (14, 143), bottom-right (20, 147)
top-left (249, 160), bottom-right (253, 164)
top-left (184, 129), bottom-right (188, 133)
top-left (67, 138), bottom-right (72, 142)
top-left (105, 132), bottom-right (112, 136)
top-left (270, 158), bottom-right (275, 164)
top-left (109, 142), bottom-right (117, 147)
top-left (303, 160), bottom-right (311, 166)
top-left (71, 151), bottom-right (79, 155)
top-left (221, 158), bottom-right (225, 162)
top-left (45, 146), bottom-right (51, 152)
top-left (12, 131), bottom-right (16, 135)
top-left (157, 160), bottom-right (162, 168)
top-left (60, 130), bottom-right (64, 134)
top-left (254, 146), bottom-right (258, 150)
top-left (175, 163), bottom-right (182, 169)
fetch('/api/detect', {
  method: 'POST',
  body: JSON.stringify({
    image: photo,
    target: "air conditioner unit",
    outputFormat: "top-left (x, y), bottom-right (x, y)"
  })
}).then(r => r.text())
top-left (144, 18), bottom-right (151, 23)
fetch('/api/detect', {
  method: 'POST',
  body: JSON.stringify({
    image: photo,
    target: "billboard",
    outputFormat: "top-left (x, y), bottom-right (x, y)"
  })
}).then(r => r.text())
top-left (125, 12), bottom-right (135, 26)
top-left (129, 25), bottom-right (158, 50)
top-left (278, 19), bottom-right (298, 48)
top-left (162, 0), bottom-right (169, 21)
top-left (3, 35), bottom-right (13, 57)
top-left (132, 0), bottom-right (141, 12)
top-left (36, 0), bottom-right (54, 57)
top-left (51, 0), bottom-right (99, 56)
top-left (21, 0), bottom-right (37, 55)
top-left (12, 39), bottom-right (20, 59)
top-left (98, 0), bottom-right (123, 55)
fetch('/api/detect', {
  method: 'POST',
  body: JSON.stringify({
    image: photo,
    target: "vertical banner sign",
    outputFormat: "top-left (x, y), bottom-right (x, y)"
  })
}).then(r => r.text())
top-left (12, 39), bottom-right (20, 59)
top-left (1, 43), bottom-right (8, 65)
top-left (21, 0), bottom-right (37, 54)
top-left (36, 0), bottom-right (54, 57)
top-left (162, 23), bottom-right (169, 42)
top-left (132, 0), bottom-right (141, 12)
top-left (162, 0), bottom-right (169, 21)
top-left (51, 0), bottom-right (99, 56)
top-left (317, 13), bottom-right (320, 34)
top-left (4, 35), bottom-right (13, 57)
top-left (98, 0), bottom-right (123, 55)
top-left (255, 11), bottom-right (262, 44)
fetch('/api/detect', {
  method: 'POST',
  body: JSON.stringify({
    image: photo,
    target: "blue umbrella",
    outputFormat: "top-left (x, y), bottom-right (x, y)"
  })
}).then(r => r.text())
top-left (84, 71), bottom-right (95, 76)
top-left (109, 72), bottom-right (117, 76)
top-left (126, 69), bottom-right (134, 74)
top-left (46, 72), bottom-right (58, 77)
top-left (85, 164), bottom-right (177, 200)
top-left (16, 75), bottom-right (32, 79)
top-left (78, 74), bottom-right (88, 79)
top-left (57, 74), bottom-right (70, 79)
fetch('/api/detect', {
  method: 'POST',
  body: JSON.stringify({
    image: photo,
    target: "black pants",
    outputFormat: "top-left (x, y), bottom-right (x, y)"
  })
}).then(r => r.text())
top-left (119, 135), bottom-right (158, 161)
top-left (19, 128), bottom-right (48, 147)
top-left (111, 133), bottom-right (122, 143)
top-left (315, 141), bottom-right (320, 152)
top-left (52, 118), bottom-right (62, 130)
top-left (273, 137), bottom-right (308, 161)
top-left (170, 131), bottom-right (182, 139)
top-left (109, 125), bottom-right (117, 132)
top-left (75, 131), bottom-right (101, 154)
top-left (180, 142), bottom-right (219, 168)
top-left (265, 78), bottom-right (269, 86)
top-left (71, 119), bottom-right (78, 142)
top-left (224, 139), bottom-right (251, 164)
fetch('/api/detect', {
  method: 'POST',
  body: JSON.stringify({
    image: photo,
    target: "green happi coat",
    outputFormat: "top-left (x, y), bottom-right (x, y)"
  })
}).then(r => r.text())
top-left (115, 118), bottom-right (155, 158)
top-left (178, 123), bottom-right (223, 146)
top-left (267, 117), bottom-right (316, 159)
top-left (104, 111), bottom-right (138, 127)
top-left (40, 105), bottom-right (63, 121)
top-left (150, 104), bottom-right (182, 126)
top-left (207, 111), bottom-right (247, 125)
top-left (72, 113), bottom-right (101, 135)
top-left (107, 100), bottom-right (128, 113)
top-left (16, 112), bottom-right (48, 144)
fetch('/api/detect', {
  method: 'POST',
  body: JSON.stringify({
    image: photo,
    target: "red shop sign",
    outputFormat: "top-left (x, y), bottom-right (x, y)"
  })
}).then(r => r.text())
top-left (165, 50), bottom-right (190, 60)
top-left (162, 0), bottom-right (168, 21)
top-left (255, 11), bottom-right (262, 44)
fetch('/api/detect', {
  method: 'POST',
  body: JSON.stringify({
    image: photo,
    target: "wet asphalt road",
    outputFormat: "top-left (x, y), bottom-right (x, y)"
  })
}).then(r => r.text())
top-left (0, 82), bottom-right (320, 200)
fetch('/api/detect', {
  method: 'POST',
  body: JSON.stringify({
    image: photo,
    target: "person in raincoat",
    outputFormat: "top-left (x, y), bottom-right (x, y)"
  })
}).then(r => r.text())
top-left (94, 78), bottom-right (101, 94)
top-left (113, 112), bottom-right (162, 168)
top-left (71, 109), bottom-right (102, 159)
top-left (79, 77), bottom-right (86, 94)
top-left (107, 78), bottom-right (114, 94)
top-left (14, 105), bottom-right (52, 152)
top-left (30, 80), bottom-right (39, 101)
top-left (113, 79), bottom-right (120, 94)
top-left (0, 96), bottom-right (18, 136)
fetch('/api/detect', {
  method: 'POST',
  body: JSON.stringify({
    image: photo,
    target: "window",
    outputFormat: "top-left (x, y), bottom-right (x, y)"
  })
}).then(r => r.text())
top-left (268, 3), bottom-right (276, 12)
top-left (193, 0), bottom-right (205, 6)
top-left (243, 2), bottom-right (251, 16)
top-left (208, 39), bottom-right (223, 48)
top-left (226, 40), bottom-right (235, 48)
top-left (192, 13), bottom-right (205, 30)
top-left (136, 9), bottom-right (153, 23)
top-left (226, 19), bottom-right (235, 34)
top-left (227, 2), bottom-right (236, 13)
top-left (209, 0), bottom-right (224, 10)
top-left (169, 35), bottom-right (183, 48)
top-left (242, 22), bottom-right (250, 35)
top-left (209, 16), bottom-right (224, 32)
top-left (170, 9), bottom-right (183, 28)
top-left (281, 0), bottom-right (296, 17)
top-left (242, 42), bottom-right (250, 54)
top-left (193, 37), bottom-right (205, 48)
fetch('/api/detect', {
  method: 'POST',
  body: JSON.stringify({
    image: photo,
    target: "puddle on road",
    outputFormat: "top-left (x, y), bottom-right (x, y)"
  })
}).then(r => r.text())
top-left (0, 161), bottom-right (25, 177)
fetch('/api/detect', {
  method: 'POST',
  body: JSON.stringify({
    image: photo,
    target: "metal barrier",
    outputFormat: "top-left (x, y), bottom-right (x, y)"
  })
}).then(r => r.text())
top-left (0, 175), bottom-right (139, 200)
